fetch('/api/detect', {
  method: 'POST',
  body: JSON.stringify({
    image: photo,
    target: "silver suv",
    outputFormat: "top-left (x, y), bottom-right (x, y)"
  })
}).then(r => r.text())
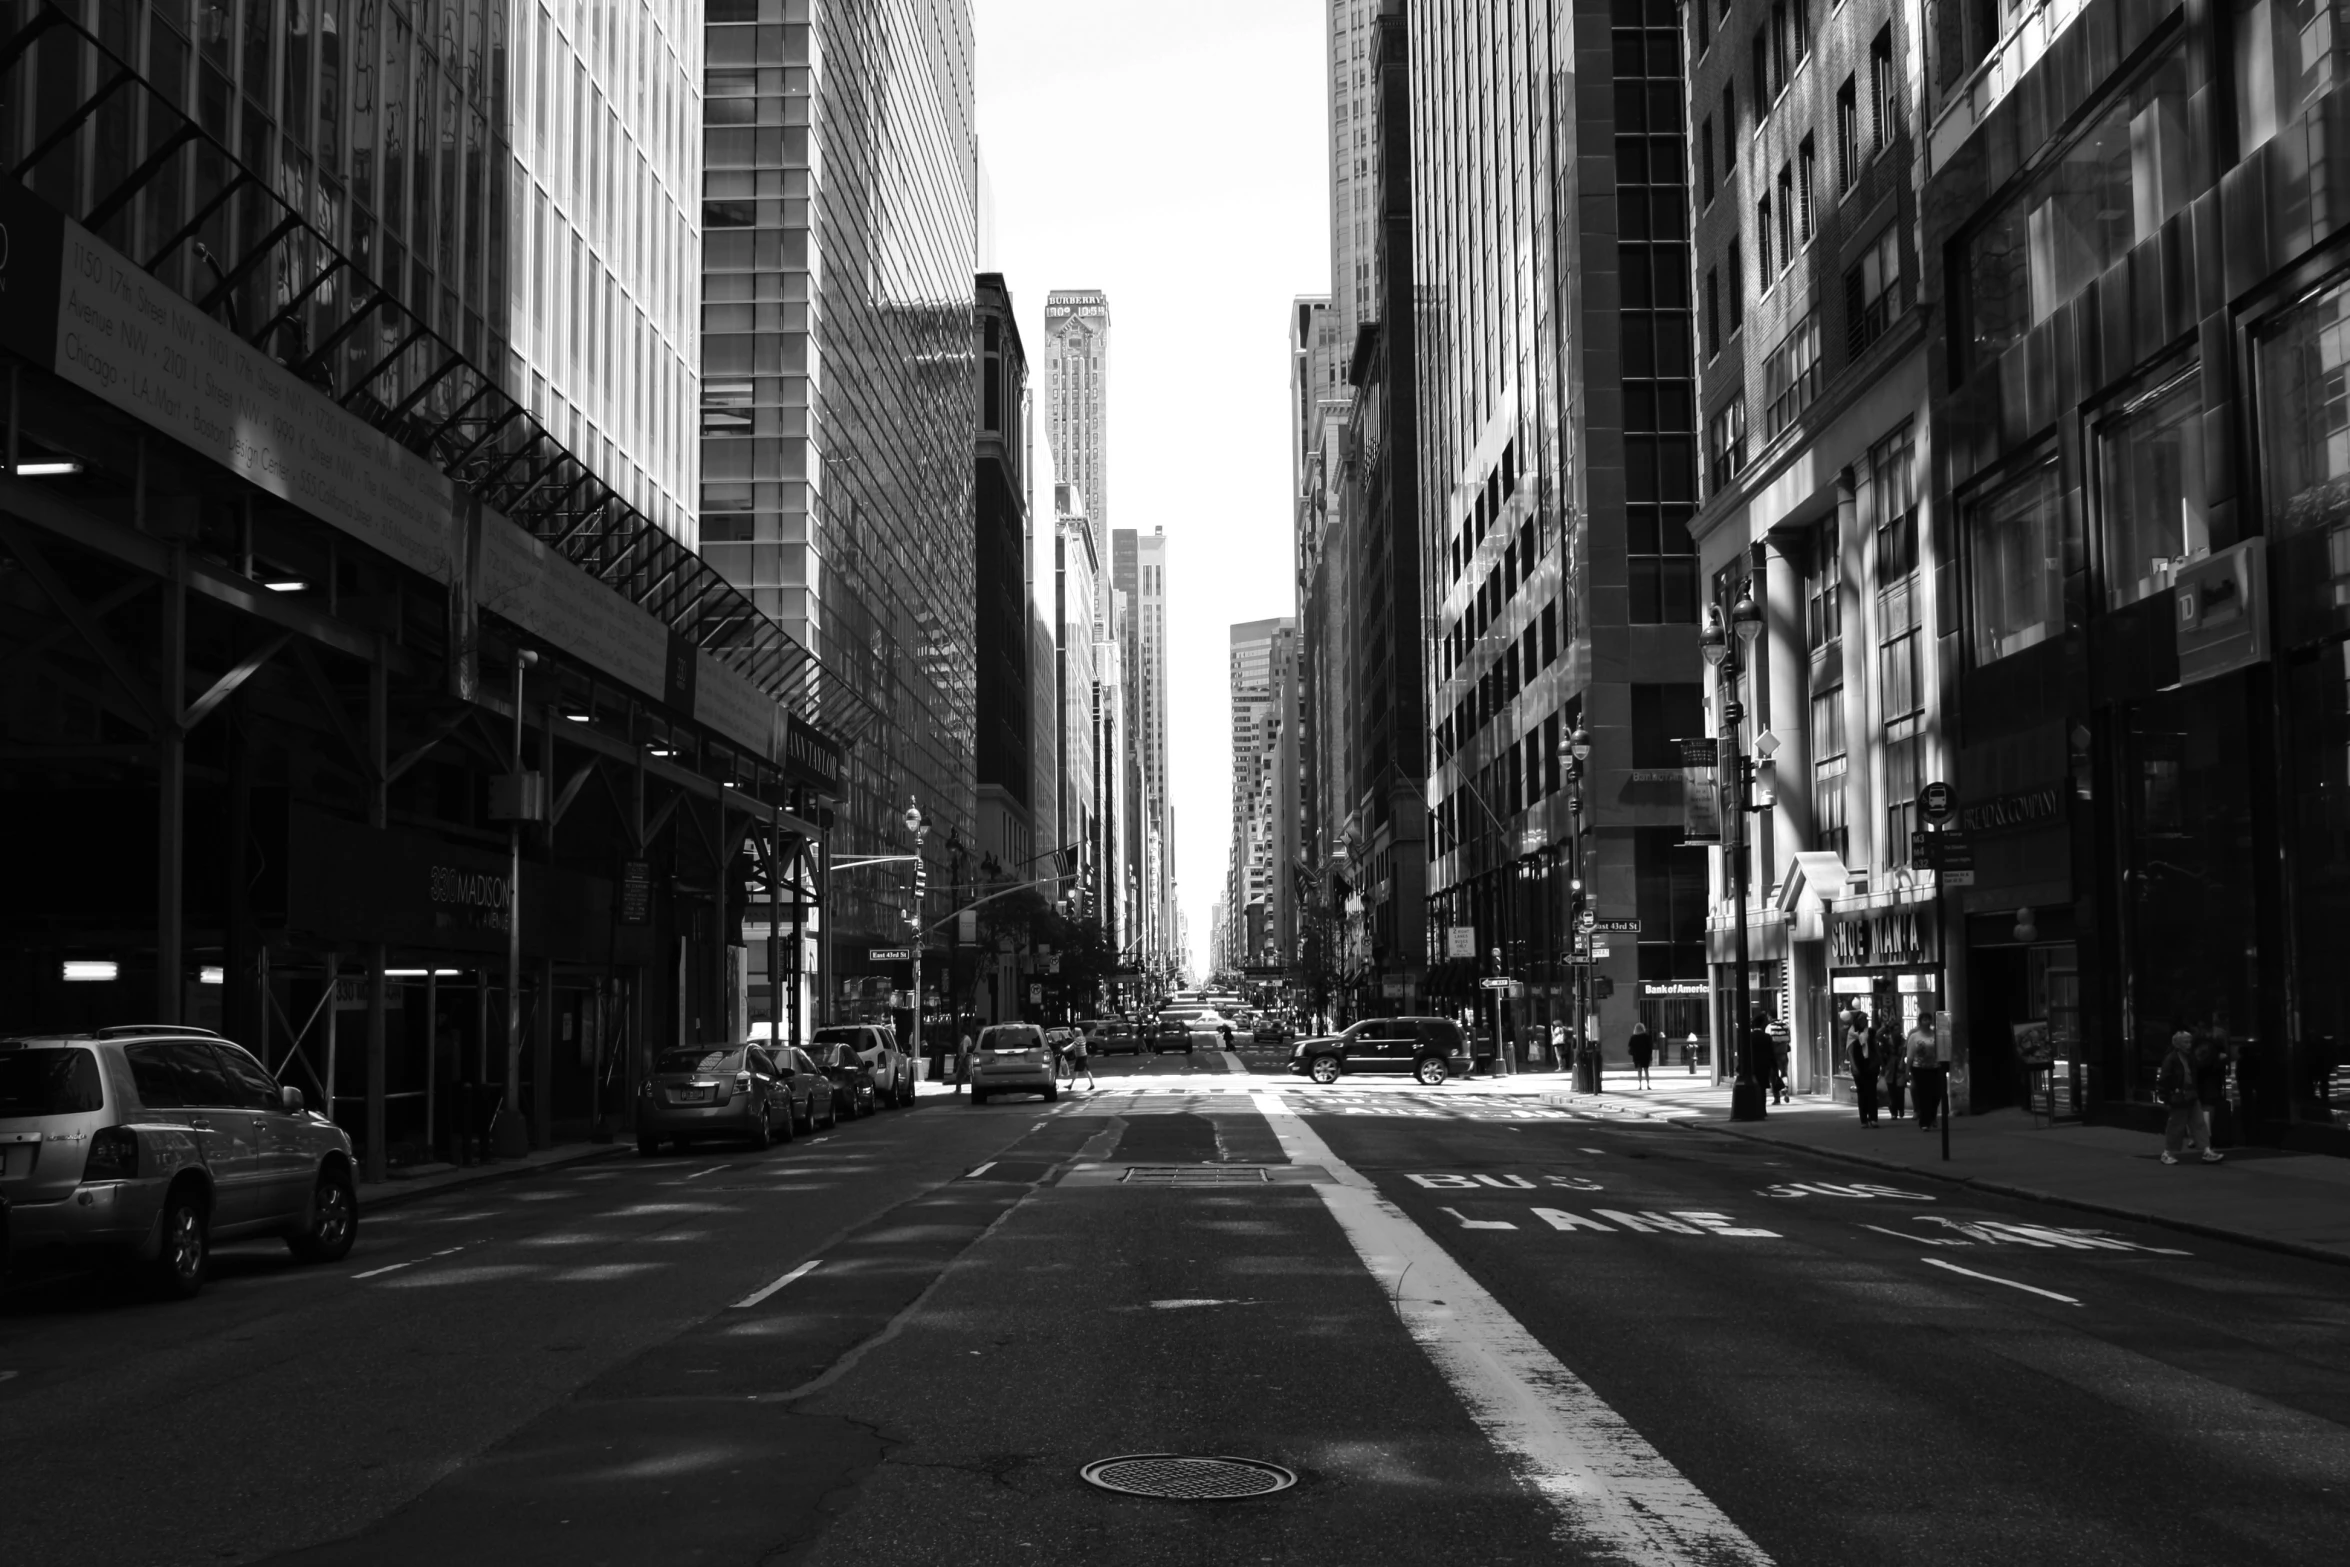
top-left (0, 1026), bottom-right (359, 1298)
top-left (810, 1023), bottom-right (916, 1107)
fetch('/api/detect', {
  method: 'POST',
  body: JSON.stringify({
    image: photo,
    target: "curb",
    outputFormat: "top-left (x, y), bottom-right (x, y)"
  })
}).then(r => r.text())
top-left (359, 1142), bottom-right (633, 1213)
top-left (1548, 1092), bottom-right (2350, 1272)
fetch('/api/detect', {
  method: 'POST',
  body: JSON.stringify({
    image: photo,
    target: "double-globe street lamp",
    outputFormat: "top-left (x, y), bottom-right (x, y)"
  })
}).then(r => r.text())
top-left (1555, 723), bottom-right (1596, 1090)
top-left (1700, 577), bottom-right (1768, 1123)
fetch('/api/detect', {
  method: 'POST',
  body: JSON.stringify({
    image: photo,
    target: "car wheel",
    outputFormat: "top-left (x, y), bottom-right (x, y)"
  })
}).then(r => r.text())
top-left (777, 1098), bottom-right (796, 1142)
top-left (287, 1165), bottom-right (359, 1264)
top-left (749, 1105), bottom-right (773, 1151)
top-left (1044, 1086), bottom-right (1059, 1102)
top-left (636, 1134), bottom-right (661, 1157)
top-left (823, 1095), bottom-right (839, 1130)
top-left (150, 1186), bottom-right (209, 1299)
top-left (1415, 1057), bottom-right (1450, 1087)
top-left (1309, 1055), bottom-right (1342, 1085)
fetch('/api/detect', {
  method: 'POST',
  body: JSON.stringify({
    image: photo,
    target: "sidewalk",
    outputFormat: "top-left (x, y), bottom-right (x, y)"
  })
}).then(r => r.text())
top-left (356, 1140), bottom-right (632, 1213)
top-left (1546, 1068), bottom-right (2350, 1267)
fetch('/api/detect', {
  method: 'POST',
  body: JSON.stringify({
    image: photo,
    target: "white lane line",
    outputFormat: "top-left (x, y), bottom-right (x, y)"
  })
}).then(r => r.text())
top-left (1923, 1258), bottom-right (2083, 1305)
top-left (351, 1261), bottom-right (413, 1280)
top-left (679, 1165), bottom-right (729, 1182)
top-left (965, 1162), bottom-right (998, 1178)
top-left (732, 1258), bottom-right (822, 1309)
top-left (1219, 1050), bottom-right (1250, 1076)
top-left (1250, 1090), bottom-right (1772, 1566)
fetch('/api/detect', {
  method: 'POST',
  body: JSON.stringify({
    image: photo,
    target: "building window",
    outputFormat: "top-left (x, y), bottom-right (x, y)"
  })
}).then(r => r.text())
top-left (1808, 519), bottom-right (1848, 864)
top-left (1754, 30), bottom-right (1772, 109)
top-left (2236, 0), bottom-right (2348, 154)
top-left (1962, 53), bottom-right (2190, 374)
top-left (1728, 238), bottom-right (1743, 331)
top-left (1790, 0), bottom-right (1809, 61)
top-left (1869, 25), bottom-right (1898, 152)
top-left (1758, 196), bottom-right (1773, 280)
top-left (1632, 683), bottom-right (1706, 767)
top-left (2258, 271), bottom-right (2350, 550)
top-left (1698, 0), bottom-right (1712, 56)
top-left (1762, 310), bottom-right (1821, 437)
top-left (1706, 394), bottom-right (1749, 493)
top-left (1967, 457), bottom-right (2066, 665)
top-left (1723, 82), bottom-right (1737, 170)
top-left (1707, 267), bottom-right (1722, 357)
top-left (1845, 224), bottom-right (1902, 358)
top-left (2097, 369), bottom-right (2219, 610)
top-left (1872, 423), bottom-right (1924, 870)
top-left (1797, 135), bottom-right (1817, 242)
top-left (1837, 76), bottom-right (1859, 191)
top-left (1701, 115), bottom-right (1716, 205)
top-left (1776, 164), bottom-right (1795, 268)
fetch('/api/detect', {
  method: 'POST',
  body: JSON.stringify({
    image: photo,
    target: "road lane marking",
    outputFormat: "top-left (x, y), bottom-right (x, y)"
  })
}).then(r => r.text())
top-left (1250, 1091), bottom-right (1772, 1566)
top-left (1924, 1258), bottom-right (2082, 1305)
top-left (1441, 1206), bottom-right (1520, 1230)
top-left (677, 1165), bottom-right (729, 1182)
top-left (351, 1262), bottom-right (413, 1279)
top-left (965, 1162), bottom-right (998, 1178)
top-left (1220, 1050), bottom-right (1250, 1075)
top-left (733, 1258), bottom-right (822, 1308)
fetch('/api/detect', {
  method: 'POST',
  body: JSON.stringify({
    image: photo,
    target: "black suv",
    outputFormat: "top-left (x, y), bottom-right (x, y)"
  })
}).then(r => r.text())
top-left (1288, 1016), bottom-right (1472, 1086)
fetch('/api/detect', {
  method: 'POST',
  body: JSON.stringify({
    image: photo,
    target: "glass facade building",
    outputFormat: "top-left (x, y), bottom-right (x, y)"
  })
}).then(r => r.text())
top-left (1410, 0), bottom-right (1703, 1054)
top-left (697, 0), bottom-right (979, 984)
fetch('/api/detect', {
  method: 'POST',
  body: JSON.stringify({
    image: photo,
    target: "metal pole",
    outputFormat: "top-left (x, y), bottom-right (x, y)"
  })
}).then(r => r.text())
top-left (425, 967), bottom-right (439, 1157)
top-left (365, 949), bottom-right (387, 1182)
top-left (323, 952), bottom-right (341, 1131)
top-left (503, 651), bottom-right (534, 1154)
top-left (157, 545), bottom-right (186, 1024)
top-left (1729, 734), bottom-right (1764, 1122)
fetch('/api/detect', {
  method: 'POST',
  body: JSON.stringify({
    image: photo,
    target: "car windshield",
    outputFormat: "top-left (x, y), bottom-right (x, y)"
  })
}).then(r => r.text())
top-left (980, 1027), bottom-right (1042, 1051)
top-left (812, 1028), bottom-right (872, 1049)
top-left (656, 1048), bottom-right (741, 1076)
top-left (0, 1046), bottom-right (105, 1116)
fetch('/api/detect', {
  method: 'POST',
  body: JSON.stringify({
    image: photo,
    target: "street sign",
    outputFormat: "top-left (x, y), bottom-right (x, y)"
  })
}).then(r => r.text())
top-left (1910, 829), bottom-right (1939, 867)
top-left (1940, 830), bottom-right (1976, 887)
top-left (1590, 943), bottom-right (1611, 959)
top-left (1918, 781), bottom-right (1957, 824)
top-left (618, 859), bottom-right (652, 926)
top-left (1592, 917), bottom-right (1641, 933)
top-left (869, 946), bottom-right (913, 962)
top-left (1445, 925), bottom-right (1477, 960)
top-left (1028, 983), bottom-right (1043, 1003)
top-left (1479, 977), bottom-right (1520, 991)
top-left (1593, 975), bottom-right (1616, 1000)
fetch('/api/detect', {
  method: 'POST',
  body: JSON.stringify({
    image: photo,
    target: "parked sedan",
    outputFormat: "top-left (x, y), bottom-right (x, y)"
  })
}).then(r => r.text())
top-left (0, 1026), bottom-right (357, 1299)
top-left (638, 1044), bottom-right (803, 1153)
top-left (1288, 1016), bottom-right (1474, 1086)
top-left (969, 1023), bottom-right (1057, 1104)
top-left (811, 1041), bottom-right (879, 1118)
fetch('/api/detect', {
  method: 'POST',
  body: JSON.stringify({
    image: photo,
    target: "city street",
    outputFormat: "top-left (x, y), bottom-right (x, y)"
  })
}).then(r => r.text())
top-left (5, 1051), bottom-right (2345, 1566)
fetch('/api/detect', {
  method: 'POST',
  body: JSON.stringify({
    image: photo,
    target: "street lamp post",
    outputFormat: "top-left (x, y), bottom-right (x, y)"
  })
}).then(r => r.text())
top-left (1702, 578), bottom-right (1767, 1122)
top-left (902, 799), bottom-right (928, 1077)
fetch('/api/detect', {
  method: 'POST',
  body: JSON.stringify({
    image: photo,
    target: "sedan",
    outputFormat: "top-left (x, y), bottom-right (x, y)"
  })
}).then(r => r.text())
top-left (1098, 1019), bottom-right (1143, 1055)
top-left (639, 1044), bottom-right (803, 1153)
top-left (1251, 1016), bottom-right (1291, 1044)
top-left (1150, 1016), bottom-right (1195, 1055)
top-left (811, 1042), bottom-right (879, 1119)
top-left (970, 1023), bottom-right (1057, 1104)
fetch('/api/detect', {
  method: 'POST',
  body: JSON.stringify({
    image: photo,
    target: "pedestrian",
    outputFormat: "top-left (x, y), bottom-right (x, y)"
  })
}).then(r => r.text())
top-left (1064, 1025), bottom-right (1096, 1091)
top-left (953, 1027), bottom-right (974, 1095)
top-left (1219, 1020), bottom-right (1234, 1051)
top-left (1628, 1020), bottom-right (1654, 1087)
top-left (1877, 1015), bottom-right (1906, 1122)
top-left (1907, 1017), bottom-right (1944, 1130)
top-left (2191, 1034), bottom-right (2228, 1155)
top-left (2156, 1029), bottom-right (2222, 1164)
top-left (1768, 1017), bottom-right (1792, 1104)
top-left (1848, 1007), bottom-right (1879, 1126)
top-left (1742, 1008), bottom-right (1774, 1096)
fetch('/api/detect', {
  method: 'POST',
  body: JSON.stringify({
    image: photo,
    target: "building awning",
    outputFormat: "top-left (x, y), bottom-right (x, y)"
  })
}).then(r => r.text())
top-left (1778, 850), bottom-right (1851, 942)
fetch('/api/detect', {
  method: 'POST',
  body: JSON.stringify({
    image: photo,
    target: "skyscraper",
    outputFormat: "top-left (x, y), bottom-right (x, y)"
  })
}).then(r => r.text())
top-left (1225, 617), bottom-right (1295, 974)
top-left (1114, 527), bottom-right (1173, 967)
top-left (697, 0), bottom-right (982, 1020)
top-left (1044, 290), bottom-right (1111, 537)
top-left (974, 273), bottom-right (1034, 887)
top-left (1327, 0), bottom-right (1382, 341)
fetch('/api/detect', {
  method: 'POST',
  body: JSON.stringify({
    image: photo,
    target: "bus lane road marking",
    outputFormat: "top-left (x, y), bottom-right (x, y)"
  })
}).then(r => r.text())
top-left (1924, 1258), bottom-right (2083, 1306)
top-left (1251, 1091), bottom-right (1773, 1566)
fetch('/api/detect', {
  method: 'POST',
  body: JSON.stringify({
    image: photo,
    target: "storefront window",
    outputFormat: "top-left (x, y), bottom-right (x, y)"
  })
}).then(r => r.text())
top-left (2097, 370), bottom-right (2218, 608)
top-left (1967, 459), bottom-right (2066, 665)
top-left (2256, 272), bottom-right (2350, 646)
top-left (1962, 50), bottom-right (2190, 374)
top-left (2236, 0), bottom-right (2348, 154)
top-left (2284, 643), bottom-right (2350, 1127)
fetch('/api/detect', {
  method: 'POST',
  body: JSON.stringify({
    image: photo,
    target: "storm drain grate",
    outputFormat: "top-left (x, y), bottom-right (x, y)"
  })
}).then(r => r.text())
top-left (1119, 1165), bottom-right (1271, 1184)
top-left (1079, 1454), bottom-right (1297, 1500)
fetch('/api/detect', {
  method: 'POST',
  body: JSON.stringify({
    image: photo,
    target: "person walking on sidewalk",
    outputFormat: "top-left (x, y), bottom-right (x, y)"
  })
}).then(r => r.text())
top-left (2159, 1030), bottom-right (2223, 1165)
top-left (1878, 1015), bottom-right (1907, 1122)
top-left (1848, 1008), bottom-right (1880, 1126)
top-left (1768, 1017), bottom-right (1793, 1104)
top-left (1907, 1019), bottom-right (1946, 1130)
top-left (952, 1027), bottom-right (974, 1096)
top-left (1628, 1021), bottom-right (1655, 1087)
top-left (2189, 1034), bottom-right (2228, 1155)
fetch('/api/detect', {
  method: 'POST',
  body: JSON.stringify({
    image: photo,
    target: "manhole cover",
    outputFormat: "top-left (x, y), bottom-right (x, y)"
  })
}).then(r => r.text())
top-left (1079, 1454), bottom-right (1297, 1500)
top-left (1120, 1165), bottom-right (1270, 1184)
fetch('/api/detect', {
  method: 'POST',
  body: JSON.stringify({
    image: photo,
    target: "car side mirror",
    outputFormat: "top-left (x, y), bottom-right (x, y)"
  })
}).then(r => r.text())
top-left (280, 1085), bottom-right (305, 1113)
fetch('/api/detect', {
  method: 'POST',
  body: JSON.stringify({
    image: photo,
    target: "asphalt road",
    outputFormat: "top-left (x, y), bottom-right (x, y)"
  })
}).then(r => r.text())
top-left (3, 1049), bottom-right (2345, 1566)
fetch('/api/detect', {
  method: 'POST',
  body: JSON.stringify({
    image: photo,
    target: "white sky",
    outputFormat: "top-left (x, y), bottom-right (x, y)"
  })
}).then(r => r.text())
top-left (975, 0), bottom-right (1328, 977)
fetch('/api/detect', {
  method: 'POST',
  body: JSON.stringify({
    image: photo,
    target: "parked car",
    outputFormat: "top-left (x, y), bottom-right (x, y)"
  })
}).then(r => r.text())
top-left (811, 1041), bottom-right (879, 1118)
top-left (809, 1022), bottom-right (915, 1107)
top-left (970, 1023), bottom-right (1057, 1103)
top-left (0, 1025), bottom-right (358, 1298)
top-left (1150, 1015), bottom-right (1195, 1055)
top-left (639, 1043), bottom-right (815, 1153)
top-left (1288, 1016), bottom-right (1473, 1086)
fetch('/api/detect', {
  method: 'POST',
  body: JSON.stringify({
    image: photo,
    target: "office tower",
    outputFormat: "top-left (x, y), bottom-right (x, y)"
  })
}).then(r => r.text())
top-left (1291, 295), bottom-right (1356, 1015)
top-left (698, 0), bottom-right (982, 1021)
top-left (1226, 618), bottom-right (1295, 974)
top-left (1113, 527), bottom-right (1173, 966)
top-left (1684, 0), bottom-right (1935, 1096)
top-left (974, 273), bottom-right (1035, 890)
top-left (1410, 0), bottom-right (1700, 1061)
top-left (1327, 0), bottom-right (1381, 340)
top-left (1054, 481), bottom-right (1101, 925)
top-left (1044, 290), bottom-right (1110, 537)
